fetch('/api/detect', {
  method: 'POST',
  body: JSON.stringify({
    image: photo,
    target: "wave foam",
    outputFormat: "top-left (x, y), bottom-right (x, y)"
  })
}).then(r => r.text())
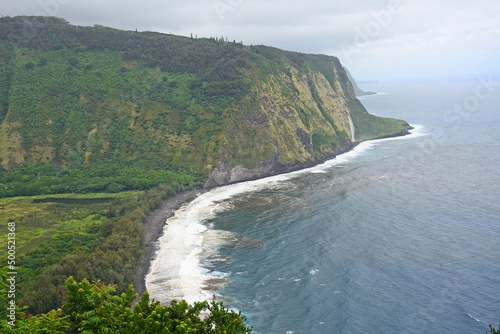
top-left (146, 183), bottom-right (274, 304)
top-left (467, 313), bottom-right (486, 324)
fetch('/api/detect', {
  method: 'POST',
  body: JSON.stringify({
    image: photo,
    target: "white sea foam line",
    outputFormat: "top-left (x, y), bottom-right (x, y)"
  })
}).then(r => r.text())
top-left (146, 123), bottom-right (424, 304)
top-left (283, 124), bottom-right (425, 176)
top-left (377, 124), bottom-right (427, 141)
top-left (146, 180), bottom-right (292, 304)
top-left (280, 139), bottom-right (379, 177)
top-left (358, 92), bottom-right (388, 100)
top-left (310, 170), bottom-right (328, 174)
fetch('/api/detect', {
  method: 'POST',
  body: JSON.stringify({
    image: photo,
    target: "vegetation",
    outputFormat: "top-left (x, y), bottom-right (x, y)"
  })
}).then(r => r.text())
top-left (0, 162), bottom-right (197, 198)
top-left (0, 16), bottom-right (253, 197)
top-left (0, 269), bottom-right (252, 333)
top-left (347, 99), bottom-right (409, 141)
top-left (490, 325), bottom-right (500, 334)
top-left (0, 184), bottom-right (192, 316)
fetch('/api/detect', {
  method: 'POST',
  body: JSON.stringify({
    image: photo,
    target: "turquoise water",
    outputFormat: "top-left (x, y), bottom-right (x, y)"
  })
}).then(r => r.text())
top-left (201, 79), bottom-right (500, 333)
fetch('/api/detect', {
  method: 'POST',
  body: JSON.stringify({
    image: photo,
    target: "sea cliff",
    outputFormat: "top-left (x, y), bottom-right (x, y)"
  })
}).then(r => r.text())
top-left (203, 52), bottom-right (410, 187)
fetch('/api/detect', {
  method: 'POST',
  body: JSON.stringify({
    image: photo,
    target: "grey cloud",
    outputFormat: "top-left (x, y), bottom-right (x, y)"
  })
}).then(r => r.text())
top-left (1, 0), bottom-right (499, 80)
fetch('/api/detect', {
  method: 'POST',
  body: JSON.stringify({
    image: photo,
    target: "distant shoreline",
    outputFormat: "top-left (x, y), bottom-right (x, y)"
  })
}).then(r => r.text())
top-left (356, 91), bottom-right (377, 96)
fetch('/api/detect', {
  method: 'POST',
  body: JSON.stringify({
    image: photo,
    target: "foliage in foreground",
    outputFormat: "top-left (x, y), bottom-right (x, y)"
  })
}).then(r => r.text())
top-left (490, 324), bottom-right (500, 334)
top-left (0, 271), bottom-right (252, 333)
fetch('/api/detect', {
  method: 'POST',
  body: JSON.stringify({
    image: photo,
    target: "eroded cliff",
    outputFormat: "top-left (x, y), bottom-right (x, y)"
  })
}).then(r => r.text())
top-left (204, 51), bottom-right (410, 187)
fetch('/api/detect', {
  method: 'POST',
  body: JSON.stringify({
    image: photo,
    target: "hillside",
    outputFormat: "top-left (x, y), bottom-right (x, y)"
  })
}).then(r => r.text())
top-left (0, 16), bottom-right (410, 198)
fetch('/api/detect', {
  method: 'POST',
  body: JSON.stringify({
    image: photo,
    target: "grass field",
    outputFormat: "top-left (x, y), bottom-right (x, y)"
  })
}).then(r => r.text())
top-left (0, 191), bottom-right (145, 301)
top-left (1, 191), bottom-right (140, 256)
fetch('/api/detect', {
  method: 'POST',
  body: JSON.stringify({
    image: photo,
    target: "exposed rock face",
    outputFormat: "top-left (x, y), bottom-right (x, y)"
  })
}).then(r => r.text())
top-left (204, 143), bottom-right (355, 188)
top-left (204, 56), bottom-right (410, 188)
top-left (204, 150), bottom-right (279, 188)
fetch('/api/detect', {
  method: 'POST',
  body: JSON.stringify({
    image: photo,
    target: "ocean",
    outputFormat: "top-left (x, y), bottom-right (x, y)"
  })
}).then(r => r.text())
top-left (146, 78), bottom-right (500, 333)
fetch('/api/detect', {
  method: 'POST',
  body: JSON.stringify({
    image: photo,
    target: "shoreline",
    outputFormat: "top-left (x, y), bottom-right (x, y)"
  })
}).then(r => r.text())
top-left (133, 188), bottom-right (210, 299)
top-left (133, 127), bottom-right (416, 301)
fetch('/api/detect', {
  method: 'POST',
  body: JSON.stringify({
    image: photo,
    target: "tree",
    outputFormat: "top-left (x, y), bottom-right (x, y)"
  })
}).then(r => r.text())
top-left (490, 324), bottom-right (500, 334)
top-left (0, 270), bottom-right (253, 333)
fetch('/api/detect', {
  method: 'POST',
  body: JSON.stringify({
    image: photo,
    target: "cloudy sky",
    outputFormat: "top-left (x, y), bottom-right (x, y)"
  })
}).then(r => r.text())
top-left (2, 0), bottom-right (499, 81)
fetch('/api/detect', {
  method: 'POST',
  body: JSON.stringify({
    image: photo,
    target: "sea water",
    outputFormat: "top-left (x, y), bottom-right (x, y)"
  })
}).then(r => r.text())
top-left (147, 78), bottom-right (500, 333)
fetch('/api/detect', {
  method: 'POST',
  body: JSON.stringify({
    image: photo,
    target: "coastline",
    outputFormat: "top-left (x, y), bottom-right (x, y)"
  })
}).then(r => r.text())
top-left (134, 127), bottom-right (416, 303)
top-left (133, 188), bottom-right (210, 299)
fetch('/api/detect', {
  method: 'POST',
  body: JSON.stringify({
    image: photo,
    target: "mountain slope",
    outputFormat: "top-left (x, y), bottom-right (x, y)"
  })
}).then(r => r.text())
top-left (0, 16), bottom-right (410, 197)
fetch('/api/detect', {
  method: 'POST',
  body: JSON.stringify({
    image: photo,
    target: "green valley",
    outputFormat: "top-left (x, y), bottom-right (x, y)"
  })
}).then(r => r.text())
top-left (0, 15), bottom-right (411, 327)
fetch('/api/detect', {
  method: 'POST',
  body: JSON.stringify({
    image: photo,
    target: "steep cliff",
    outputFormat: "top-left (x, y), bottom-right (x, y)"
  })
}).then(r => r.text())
top-left (0, 17), bottom-right (410, 197)
top-left (203, 50), bottom-right (410, 186)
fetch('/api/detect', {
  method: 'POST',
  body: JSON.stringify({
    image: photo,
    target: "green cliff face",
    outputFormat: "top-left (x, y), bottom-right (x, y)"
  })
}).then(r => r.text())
top-left (0, 16), bottom-right (410, 196)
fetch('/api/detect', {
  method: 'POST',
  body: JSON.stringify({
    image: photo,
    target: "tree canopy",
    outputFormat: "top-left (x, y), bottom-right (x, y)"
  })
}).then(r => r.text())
top-left (0, 269), bottom-right (252, 333)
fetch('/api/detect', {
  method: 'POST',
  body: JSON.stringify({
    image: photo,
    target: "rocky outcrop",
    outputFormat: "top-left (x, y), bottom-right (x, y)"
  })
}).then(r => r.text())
top-left (205, 148), bottom-right (280, 188)
top-left (204, 142), bottom-right (357, 188)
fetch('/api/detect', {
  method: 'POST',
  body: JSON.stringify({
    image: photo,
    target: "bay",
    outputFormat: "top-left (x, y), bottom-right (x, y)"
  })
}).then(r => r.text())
top-left (148, 78), bottom-right (500, 333)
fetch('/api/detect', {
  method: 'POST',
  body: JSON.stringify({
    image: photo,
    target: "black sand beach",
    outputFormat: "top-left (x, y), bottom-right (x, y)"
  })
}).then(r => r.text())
top-left (133, 188), bottom-right (209, 299)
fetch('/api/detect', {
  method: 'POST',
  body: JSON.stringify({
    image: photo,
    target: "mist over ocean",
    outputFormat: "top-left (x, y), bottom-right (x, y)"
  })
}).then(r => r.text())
top-left (148, 78), bottom-right (500, 333)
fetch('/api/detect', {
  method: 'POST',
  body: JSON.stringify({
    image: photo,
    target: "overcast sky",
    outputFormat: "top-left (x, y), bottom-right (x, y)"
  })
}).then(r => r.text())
top-left (2, 0), bottom-right (499, 81)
